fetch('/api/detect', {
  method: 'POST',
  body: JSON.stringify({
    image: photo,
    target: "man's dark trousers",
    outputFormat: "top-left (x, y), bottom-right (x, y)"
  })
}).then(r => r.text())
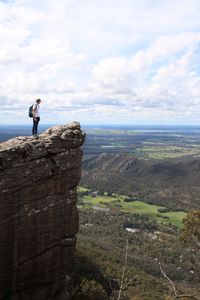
top-left (32, 117), bottom-right (40, 135)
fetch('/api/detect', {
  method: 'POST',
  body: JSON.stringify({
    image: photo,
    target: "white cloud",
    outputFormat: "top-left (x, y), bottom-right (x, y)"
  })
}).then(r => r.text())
top-left (1, 0), bottom-right (200, 124)
top-left (88, 31), bottom-right (200, 117)
top-left (0, 0), bottom-right (87, 114)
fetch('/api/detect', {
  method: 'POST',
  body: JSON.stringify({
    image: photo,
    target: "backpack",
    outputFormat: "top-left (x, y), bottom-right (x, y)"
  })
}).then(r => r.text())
top-left (28, 105), bottom-right (33, 117)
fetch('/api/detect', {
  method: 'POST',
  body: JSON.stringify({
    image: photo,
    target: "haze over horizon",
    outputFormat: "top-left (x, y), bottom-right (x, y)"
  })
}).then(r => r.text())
top-left (1, 0), bottom-right (200, 125)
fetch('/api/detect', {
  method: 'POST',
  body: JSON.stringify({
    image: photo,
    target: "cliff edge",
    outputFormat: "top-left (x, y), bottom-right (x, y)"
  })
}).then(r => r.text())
top-left (0, 122), bottom-right (85, 300)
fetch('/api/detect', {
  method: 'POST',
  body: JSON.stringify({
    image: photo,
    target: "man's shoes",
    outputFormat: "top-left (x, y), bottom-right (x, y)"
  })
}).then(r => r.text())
top-left (33, 134), bottom-right (39, 139)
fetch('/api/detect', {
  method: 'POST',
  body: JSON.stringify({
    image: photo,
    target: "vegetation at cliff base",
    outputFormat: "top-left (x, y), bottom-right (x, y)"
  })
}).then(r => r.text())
top-left (74, 208), bottom-right (200, 300)
top-left (75, 127), bottom-right (200, 299)
top-left (78, 188), bottom-right (186, 228)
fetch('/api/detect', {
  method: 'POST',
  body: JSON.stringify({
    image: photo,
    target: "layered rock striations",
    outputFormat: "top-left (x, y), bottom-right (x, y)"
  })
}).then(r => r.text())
top-left (0, 122), bottom-right (85, 300)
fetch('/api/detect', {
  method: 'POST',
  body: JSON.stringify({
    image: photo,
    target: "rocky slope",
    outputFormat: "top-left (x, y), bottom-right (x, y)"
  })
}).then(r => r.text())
top-left (0, 122), bottom-right (85, 300)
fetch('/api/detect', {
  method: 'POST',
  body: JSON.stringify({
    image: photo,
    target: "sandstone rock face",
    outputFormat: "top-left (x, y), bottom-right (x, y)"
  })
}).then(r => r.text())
top-left (0, 122), bottom-right (85, 300)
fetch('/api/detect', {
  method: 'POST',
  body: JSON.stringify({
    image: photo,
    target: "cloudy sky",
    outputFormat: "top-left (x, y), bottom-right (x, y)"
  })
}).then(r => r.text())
top-left (1, 0), bottom-right (200, 125)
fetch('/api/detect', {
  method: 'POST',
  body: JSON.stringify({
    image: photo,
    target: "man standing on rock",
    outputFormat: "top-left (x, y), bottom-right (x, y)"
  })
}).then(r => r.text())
top-left (32, 99), bottom-right (41, 136)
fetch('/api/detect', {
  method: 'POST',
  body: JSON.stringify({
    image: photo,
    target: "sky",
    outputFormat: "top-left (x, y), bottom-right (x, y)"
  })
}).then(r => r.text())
top-left (1, 0), bottom-right (200, 125)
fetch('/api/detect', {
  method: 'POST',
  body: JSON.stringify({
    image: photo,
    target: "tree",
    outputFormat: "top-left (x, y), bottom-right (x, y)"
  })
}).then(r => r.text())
top-left (157, 211), bottom-right (200, 300)
top-left (117, 239), bottom-right (137, 300)
top-left (181, 210), bottom-right (200, 245)
top-left (180, 210), bottom-right (200, 270)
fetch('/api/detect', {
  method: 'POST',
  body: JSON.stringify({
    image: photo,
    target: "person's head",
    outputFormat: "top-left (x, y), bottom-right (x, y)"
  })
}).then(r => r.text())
top-left (36, 99), bottom-right (41, 104)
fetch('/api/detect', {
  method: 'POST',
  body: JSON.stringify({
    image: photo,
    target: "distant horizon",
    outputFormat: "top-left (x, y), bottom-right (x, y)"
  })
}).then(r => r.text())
top-left (1, 122), bottom-right (200, 142)
top-left (1, 123), bottom-right (200, 129)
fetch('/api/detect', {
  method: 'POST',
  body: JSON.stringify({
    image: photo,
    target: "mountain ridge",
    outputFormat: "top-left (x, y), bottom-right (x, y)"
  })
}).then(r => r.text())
top-left (81, 152), bottom-right (200, 210)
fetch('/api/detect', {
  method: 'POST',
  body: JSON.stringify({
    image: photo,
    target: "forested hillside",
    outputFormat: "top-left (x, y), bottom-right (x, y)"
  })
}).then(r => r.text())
top-left (81, 153), bottom-right (200, 211)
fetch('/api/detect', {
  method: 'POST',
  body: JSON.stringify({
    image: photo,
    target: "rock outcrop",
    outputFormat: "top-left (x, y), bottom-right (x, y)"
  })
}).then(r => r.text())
top-left (0, 122), bottom-right (85, 300)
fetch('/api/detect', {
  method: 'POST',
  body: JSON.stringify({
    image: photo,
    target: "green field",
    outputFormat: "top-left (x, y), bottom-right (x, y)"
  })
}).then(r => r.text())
top-left (134, 145), bottom-right (200, 159)
top-left (78, 191), bottom-right (187, 228)
top-left (78, 186), bottom-right (90, 192)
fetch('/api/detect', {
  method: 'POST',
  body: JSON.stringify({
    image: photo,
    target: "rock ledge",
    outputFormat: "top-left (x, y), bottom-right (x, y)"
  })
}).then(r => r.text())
top-left (0, 122), bottom-right (85, 300)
